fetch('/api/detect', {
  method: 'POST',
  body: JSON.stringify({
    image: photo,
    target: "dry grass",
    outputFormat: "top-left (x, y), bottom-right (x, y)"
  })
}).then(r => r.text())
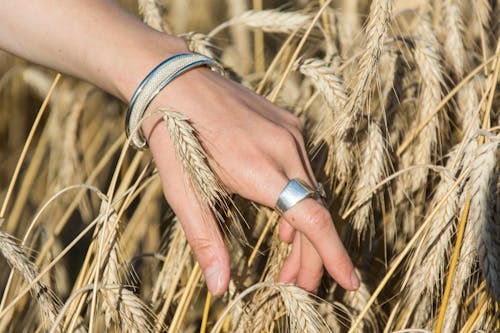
top-left (0, 0), bottom-right (499, 332)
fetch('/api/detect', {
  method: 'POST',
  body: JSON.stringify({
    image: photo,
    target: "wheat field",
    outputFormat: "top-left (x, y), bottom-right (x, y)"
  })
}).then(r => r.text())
top-left (0, 0), bottom-right (499, 332)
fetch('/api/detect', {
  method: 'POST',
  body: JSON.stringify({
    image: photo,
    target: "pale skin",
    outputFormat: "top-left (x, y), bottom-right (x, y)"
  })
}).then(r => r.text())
top-left (0, 0), bottom-right (360, 295)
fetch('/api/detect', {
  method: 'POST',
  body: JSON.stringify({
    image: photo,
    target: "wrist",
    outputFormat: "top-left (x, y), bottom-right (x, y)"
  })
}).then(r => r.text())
top-left (111, 33), bottom-right (189, 103)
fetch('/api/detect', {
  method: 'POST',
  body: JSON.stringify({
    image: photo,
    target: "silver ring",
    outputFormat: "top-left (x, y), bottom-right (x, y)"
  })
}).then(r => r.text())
top-left (275, 178), bottom-right (325, 214)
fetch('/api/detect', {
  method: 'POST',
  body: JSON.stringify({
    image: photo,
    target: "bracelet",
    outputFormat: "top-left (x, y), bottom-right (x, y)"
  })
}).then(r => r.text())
top-left (125, 52), bottom-right (225, 150)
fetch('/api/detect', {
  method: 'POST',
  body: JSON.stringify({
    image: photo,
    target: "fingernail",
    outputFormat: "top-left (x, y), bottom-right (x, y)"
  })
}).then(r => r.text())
top-left (351, 271), bottom-right (360, 290)
top-left (205, 266), bottom-right (223, 295)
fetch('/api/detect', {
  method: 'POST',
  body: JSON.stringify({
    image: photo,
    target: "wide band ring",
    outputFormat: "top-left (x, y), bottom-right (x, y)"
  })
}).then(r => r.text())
top-left (275, 178), bottom-right (325, 214)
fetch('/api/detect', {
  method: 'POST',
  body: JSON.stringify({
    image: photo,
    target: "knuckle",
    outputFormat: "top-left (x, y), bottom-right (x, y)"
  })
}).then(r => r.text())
top-left (288, 115), bottom-right (303, 132)
top-left (189, 236), bottom-right (216, 256)
top-left (189, 234), bottom-right (229, 267)
top-left (276, 127), bottom-right (298, 151)
top-left (305, 205), bottom-right (331, 233)
top-left (289, 126), bottom-right (304, 144)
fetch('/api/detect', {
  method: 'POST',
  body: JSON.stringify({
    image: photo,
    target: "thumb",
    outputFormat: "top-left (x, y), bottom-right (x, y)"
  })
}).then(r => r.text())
top-left (148, 124), bottom-right (230, 295)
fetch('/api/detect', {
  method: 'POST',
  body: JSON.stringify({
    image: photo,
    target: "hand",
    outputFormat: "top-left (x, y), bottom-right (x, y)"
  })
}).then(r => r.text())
top-left (0, 0), bottom-right (358, 296)
top-left (142, 67), bottom-right (360, 295)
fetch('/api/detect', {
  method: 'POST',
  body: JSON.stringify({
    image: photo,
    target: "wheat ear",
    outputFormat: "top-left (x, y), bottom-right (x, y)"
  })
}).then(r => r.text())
top-left (276, 284), bottom-right (331, 333)
top-left (343, 273), bottom-right (380, 332)
top-left (159, 109), bottom-right (237, 231)
top-left (0, 231), bottom-right (61, 331)
top-left (352, 122), bottom-right (386, 240)
top-left (209, 9), bottom-right (314, 37)
top-left (138, 0), bottom-right (165, 32)
top-left (248, 227), bottom-right (289, 332)
top-left (296, 57), bottom-right (349, 172)
top-left (442, 142), bottom-right (498, 332)
top-left (402, 14), bottom-right (445, 194)
top-left (478, 148), bottom-right (500, 301)
top-left (442, 0), bottom-right (468, 78)
top-left (331, 0), bottom-right (391, 181)
top-left (181, 32), bottom-right (218, 59)
top-left (97, 203), bottom-right (155, 333)
top-left (398, 146), bottom-right (462, 328)
top-left (297, 58), bottom-right (347, 115)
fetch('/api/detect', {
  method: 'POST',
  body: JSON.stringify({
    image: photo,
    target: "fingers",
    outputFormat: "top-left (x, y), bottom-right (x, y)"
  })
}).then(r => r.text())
top-left (296, 235), bottom-right (323, 292)
top-left (279, 233), bottom-right (300, 282)
top-left (228, 124), bottom-right (358, 291)
top-left (279, 233), bottom-right (324, 293)
top-left (278, 217), bottom-right (295, 243)
top-left (149, 127), bottom-right (230, 296)
top-left (282, 199), bottom-right (360, 291)
top-left (278, 128), bottom-right (359, 291)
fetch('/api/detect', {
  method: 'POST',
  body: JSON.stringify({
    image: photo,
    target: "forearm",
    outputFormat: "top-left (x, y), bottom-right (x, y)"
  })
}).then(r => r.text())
top-left (0, 0), bottom-right (188, 102)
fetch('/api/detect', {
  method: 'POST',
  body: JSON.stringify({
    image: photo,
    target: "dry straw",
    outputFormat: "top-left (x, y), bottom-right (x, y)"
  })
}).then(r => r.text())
top-left (0, 0), bottom-right (499, 332)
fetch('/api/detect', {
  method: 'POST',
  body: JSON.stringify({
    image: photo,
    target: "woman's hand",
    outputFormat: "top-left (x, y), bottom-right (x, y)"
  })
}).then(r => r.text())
top-left (143, 67), bottom-right (360, 295)
top-left (0, 0), bottom-right (359, 296)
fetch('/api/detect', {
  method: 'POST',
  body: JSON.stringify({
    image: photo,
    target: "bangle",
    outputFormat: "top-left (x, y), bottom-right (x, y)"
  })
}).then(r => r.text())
top-left (126, 52), bottom-right (224, 150)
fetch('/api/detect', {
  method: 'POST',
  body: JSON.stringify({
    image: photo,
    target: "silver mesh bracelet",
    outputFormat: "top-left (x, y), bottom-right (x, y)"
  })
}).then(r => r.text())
top-left (126, 52), bottom-right (224, 150)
